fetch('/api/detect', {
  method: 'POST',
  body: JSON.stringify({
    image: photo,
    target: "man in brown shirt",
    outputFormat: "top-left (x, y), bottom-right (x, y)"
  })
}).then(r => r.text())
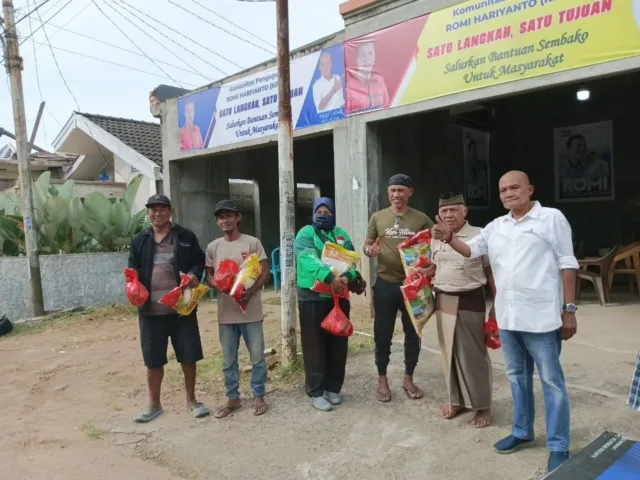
top-left (364, 174), bottom-right (435, 402)
top-left (205, 200), bottom-right (271, 418)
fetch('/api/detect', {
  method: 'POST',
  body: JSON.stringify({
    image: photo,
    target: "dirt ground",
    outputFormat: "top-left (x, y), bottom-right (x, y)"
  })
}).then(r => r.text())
top-left (1, 291), bottom-right (639, 480)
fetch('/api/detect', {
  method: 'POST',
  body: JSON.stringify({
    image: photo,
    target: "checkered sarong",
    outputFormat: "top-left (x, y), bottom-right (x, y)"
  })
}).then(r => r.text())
top-left (629, 350), bottom-right (640, 411)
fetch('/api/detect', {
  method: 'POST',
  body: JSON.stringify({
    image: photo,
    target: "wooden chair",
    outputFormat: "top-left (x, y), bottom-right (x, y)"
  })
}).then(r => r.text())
top-left (576, 245), bottom-right (620, 306)
top-left (608, 242), bottom-right (640, 295)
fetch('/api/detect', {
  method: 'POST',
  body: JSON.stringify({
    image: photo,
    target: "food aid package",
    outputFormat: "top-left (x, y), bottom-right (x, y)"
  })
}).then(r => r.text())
top-left (158, 272), bottom-right (209, 316)
top-left (321, 295), bottom-right (354, 337)
top-left (229, 253), bottom-right (262, 311)
top-left (213, 259), bottom-right (239, 293)
top-left (397, 229), bottom-right (432, 276)
top-left (312, 242), bottom-right (361, 299)
top-left (542, 431), bottom-right (640, 479)
top-left (484, 317), bottom-right (501, 349)
top-left (124, 268), bottom-right (149, 307)
top-left (400, 271), bottom-right (435, 337)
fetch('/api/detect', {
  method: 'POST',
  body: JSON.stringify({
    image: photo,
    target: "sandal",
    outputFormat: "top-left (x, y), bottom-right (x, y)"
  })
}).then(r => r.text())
top-left (134, 406), bottom-right (163, 423)
top-left (190, 402), bottom-right (210, 419)
top-left (402, 385), bottom-right (424, 400)
top-left (253, 399), bottom-right (268, 416)
top-left (214, 402), bottom-right (241, 419)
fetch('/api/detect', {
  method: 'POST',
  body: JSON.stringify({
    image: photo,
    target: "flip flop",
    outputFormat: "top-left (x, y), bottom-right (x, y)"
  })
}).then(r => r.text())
top-left (253, 401), bottom-right (269, 416)
top-left (134, 406), bottom-right (163, 423)
top-left (190, 402), bottom-right (210, 419)
top-left (402, 386), bottom-right (424, 400)
top-left (214, 403), bottom-right (241, 419)
top-left (376, 388), bottom-right (392, 403)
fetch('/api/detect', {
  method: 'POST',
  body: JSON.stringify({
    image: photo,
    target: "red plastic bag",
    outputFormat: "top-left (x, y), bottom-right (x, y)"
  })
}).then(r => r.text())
top-left (484, 317), bottom-right (501, 349)
top-left (320, 295), bottom-right (354, 337)
top-left (312, 279), bottom-right (349, 299)
top-left (159, 273), bottom-right (190, 309)
top-left (213, 259), bottom-right (239, 292)
top-left (124, 268), bottom-right (149, 307)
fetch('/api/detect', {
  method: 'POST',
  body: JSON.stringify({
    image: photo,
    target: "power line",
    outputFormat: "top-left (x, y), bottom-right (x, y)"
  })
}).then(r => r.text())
top-left (186, 0), bottom-right (275, 49)
top-left (34, 0), bottom-right (127, 169)
top-left (14, 0), bottom-right (53, 27)
top-left (91, 0), bottom-right (183, 88)
top-left (18, 0), bottom-right (73, 46)
top-left (26, 0), bottom-right (51, 145)
top-left (115, 0), bottom-right (241, 72)
top-left (105, 0), bottom-right (216, 80)
top-left (166, 0), bottom-right (276, 56)
top-left (30, 20), bottom-right (210, 79)
top-left (30, 40), bottom-right (198, 87)
top-left (34, 1), bottom-right (81, 109)
top-left (23, 2), bottom-right (90, 60)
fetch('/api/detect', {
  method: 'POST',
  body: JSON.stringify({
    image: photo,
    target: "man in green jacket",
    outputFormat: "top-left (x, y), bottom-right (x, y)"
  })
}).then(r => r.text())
top-left (295, 197), bottom-right (357, 411)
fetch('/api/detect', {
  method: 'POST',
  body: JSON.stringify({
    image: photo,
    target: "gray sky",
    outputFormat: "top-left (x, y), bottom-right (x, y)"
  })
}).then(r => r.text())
top-left (0, 0), bottom-right (346, 151)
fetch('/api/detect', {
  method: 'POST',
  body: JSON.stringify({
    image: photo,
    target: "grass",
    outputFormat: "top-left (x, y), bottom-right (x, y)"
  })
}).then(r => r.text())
top-left (273, 358), bottom-right (304, 382)
top-left (6, 303), bottom-right (137, 338)
top-left (348, 334), bottom-right (374, 353)
top-left (82, 422), bottom-right (107, 440)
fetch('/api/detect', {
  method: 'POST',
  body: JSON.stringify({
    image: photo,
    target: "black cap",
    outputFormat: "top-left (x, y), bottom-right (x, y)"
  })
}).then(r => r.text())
top-left (214, 199), bottom-right (239, 217)
top-left (388, 173), bottom-right (413, 188)
top-left (145, 194), bottom-right (171, 208)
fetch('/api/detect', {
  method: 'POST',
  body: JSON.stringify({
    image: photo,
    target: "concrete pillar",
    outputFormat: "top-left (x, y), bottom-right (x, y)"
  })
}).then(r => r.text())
top-left (333, 123), bottom-right (351, 230)
top-left (345, 115), bottom-right (382, 308)
top-left (175, 157), bottom-right (230, 247)
top-left (254, 152), bottom-right (280, 253)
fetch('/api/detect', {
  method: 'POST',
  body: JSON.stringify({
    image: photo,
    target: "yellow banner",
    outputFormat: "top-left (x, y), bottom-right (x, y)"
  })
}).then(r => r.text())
top-left (398, 0), bottom-right (640, 105)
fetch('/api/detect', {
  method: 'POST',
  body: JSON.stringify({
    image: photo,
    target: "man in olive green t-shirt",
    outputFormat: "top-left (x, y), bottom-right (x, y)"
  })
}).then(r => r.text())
top-left (364, 174), bottom-right (435, 402)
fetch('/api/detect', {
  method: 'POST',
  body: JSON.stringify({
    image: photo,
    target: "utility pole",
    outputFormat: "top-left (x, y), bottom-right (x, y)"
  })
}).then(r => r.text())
top-left (2, 0), bottom-right (45, 317)
top-left (235, 0), bottom-right (296, 364)
top-left (275, 0), bottom-right (297, 366)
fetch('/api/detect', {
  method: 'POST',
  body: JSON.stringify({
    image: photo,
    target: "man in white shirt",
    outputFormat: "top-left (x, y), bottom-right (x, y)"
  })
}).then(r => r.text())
top-left (312, 52), bottom-right (345, 113)
top-left (432, 170), bottom-right (578, 475)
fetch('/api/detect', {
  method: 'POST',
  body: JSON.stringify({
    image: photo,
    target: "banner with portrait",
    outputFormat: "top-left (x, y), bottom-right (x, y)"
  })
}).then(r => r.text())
top-left (462, 127), bottom-right (490, 208)
top-left (553, 121), bottom-right (614, 202)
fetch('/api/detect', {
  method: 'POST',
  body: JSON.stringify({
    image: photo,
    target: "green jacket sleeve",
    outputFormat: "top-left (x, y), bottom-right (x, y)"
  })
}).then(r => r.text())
top-left (294, 226), bottom-right (335, 284)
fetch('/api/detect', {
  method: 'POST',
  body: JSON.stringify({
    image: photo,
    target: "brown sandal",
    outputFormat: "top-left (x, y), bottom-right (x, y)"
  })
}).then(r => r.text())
top-left (215, 403), bottom-right (241, 419)
top-left (402, 385), bottom-right (424, 400)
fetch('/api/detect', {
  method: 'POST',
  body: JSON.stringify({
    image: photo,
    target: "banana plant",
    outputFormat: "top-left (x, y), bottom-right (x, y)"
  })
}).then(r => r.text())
top-left (0, 192), bottom-right (24, 255)
top-left (83, 173), bottom-right (147, 251)
top-left (0, 172), bottom-right (148, 256)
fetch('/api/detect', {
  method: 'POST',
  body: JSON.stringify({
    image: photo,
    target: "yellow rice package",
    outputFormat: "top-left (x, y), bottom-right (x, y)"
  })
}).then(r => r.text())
top-left (312, 242), bottom-right (360, 298)
top-left (173, 284), bottom-right (210, 316)
top-left (229, 253), bottom-right (262, 311)
top-left (158, 272), bottom-right (209, 316)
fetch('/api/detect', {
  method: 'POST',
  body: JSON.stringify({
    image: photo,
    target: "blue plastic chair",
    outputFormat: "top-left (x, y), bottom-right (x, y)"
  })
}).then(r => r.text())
top-left (270, 247), bottom-right (281, 292)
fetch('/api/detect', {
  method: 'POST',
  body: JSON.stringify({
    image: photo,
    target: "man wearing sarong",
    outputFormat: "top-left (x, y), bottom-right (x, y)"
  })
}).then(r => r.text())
top-left (431, 192), bottom-right (495, 428)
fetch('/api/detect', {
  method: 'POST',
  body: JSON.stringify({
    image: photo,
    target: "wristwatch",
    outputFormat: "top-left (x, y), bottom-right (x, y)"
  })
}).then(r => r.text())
top-left (562, 303), bottom-right (578, 313)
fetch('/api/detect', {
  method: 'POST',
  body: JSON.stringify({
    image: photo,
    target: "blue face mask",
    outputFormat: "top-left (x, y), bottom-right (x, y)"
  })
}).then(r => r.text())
top-left (313, 213), bottom-right (335, 231)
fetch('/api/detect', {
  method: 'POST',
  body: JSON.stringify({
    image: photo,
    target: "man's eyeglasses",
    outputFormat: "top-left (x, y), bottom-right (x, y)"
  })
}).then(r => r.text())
top-left (439, 192), bottom-right (464, 200)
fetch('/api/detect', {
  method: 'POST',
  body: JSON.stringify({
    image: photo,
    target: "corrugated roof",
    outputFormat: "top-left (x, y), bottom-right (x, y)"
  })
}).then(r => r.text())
top-left (77, 112), bottom-right (162, 167)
